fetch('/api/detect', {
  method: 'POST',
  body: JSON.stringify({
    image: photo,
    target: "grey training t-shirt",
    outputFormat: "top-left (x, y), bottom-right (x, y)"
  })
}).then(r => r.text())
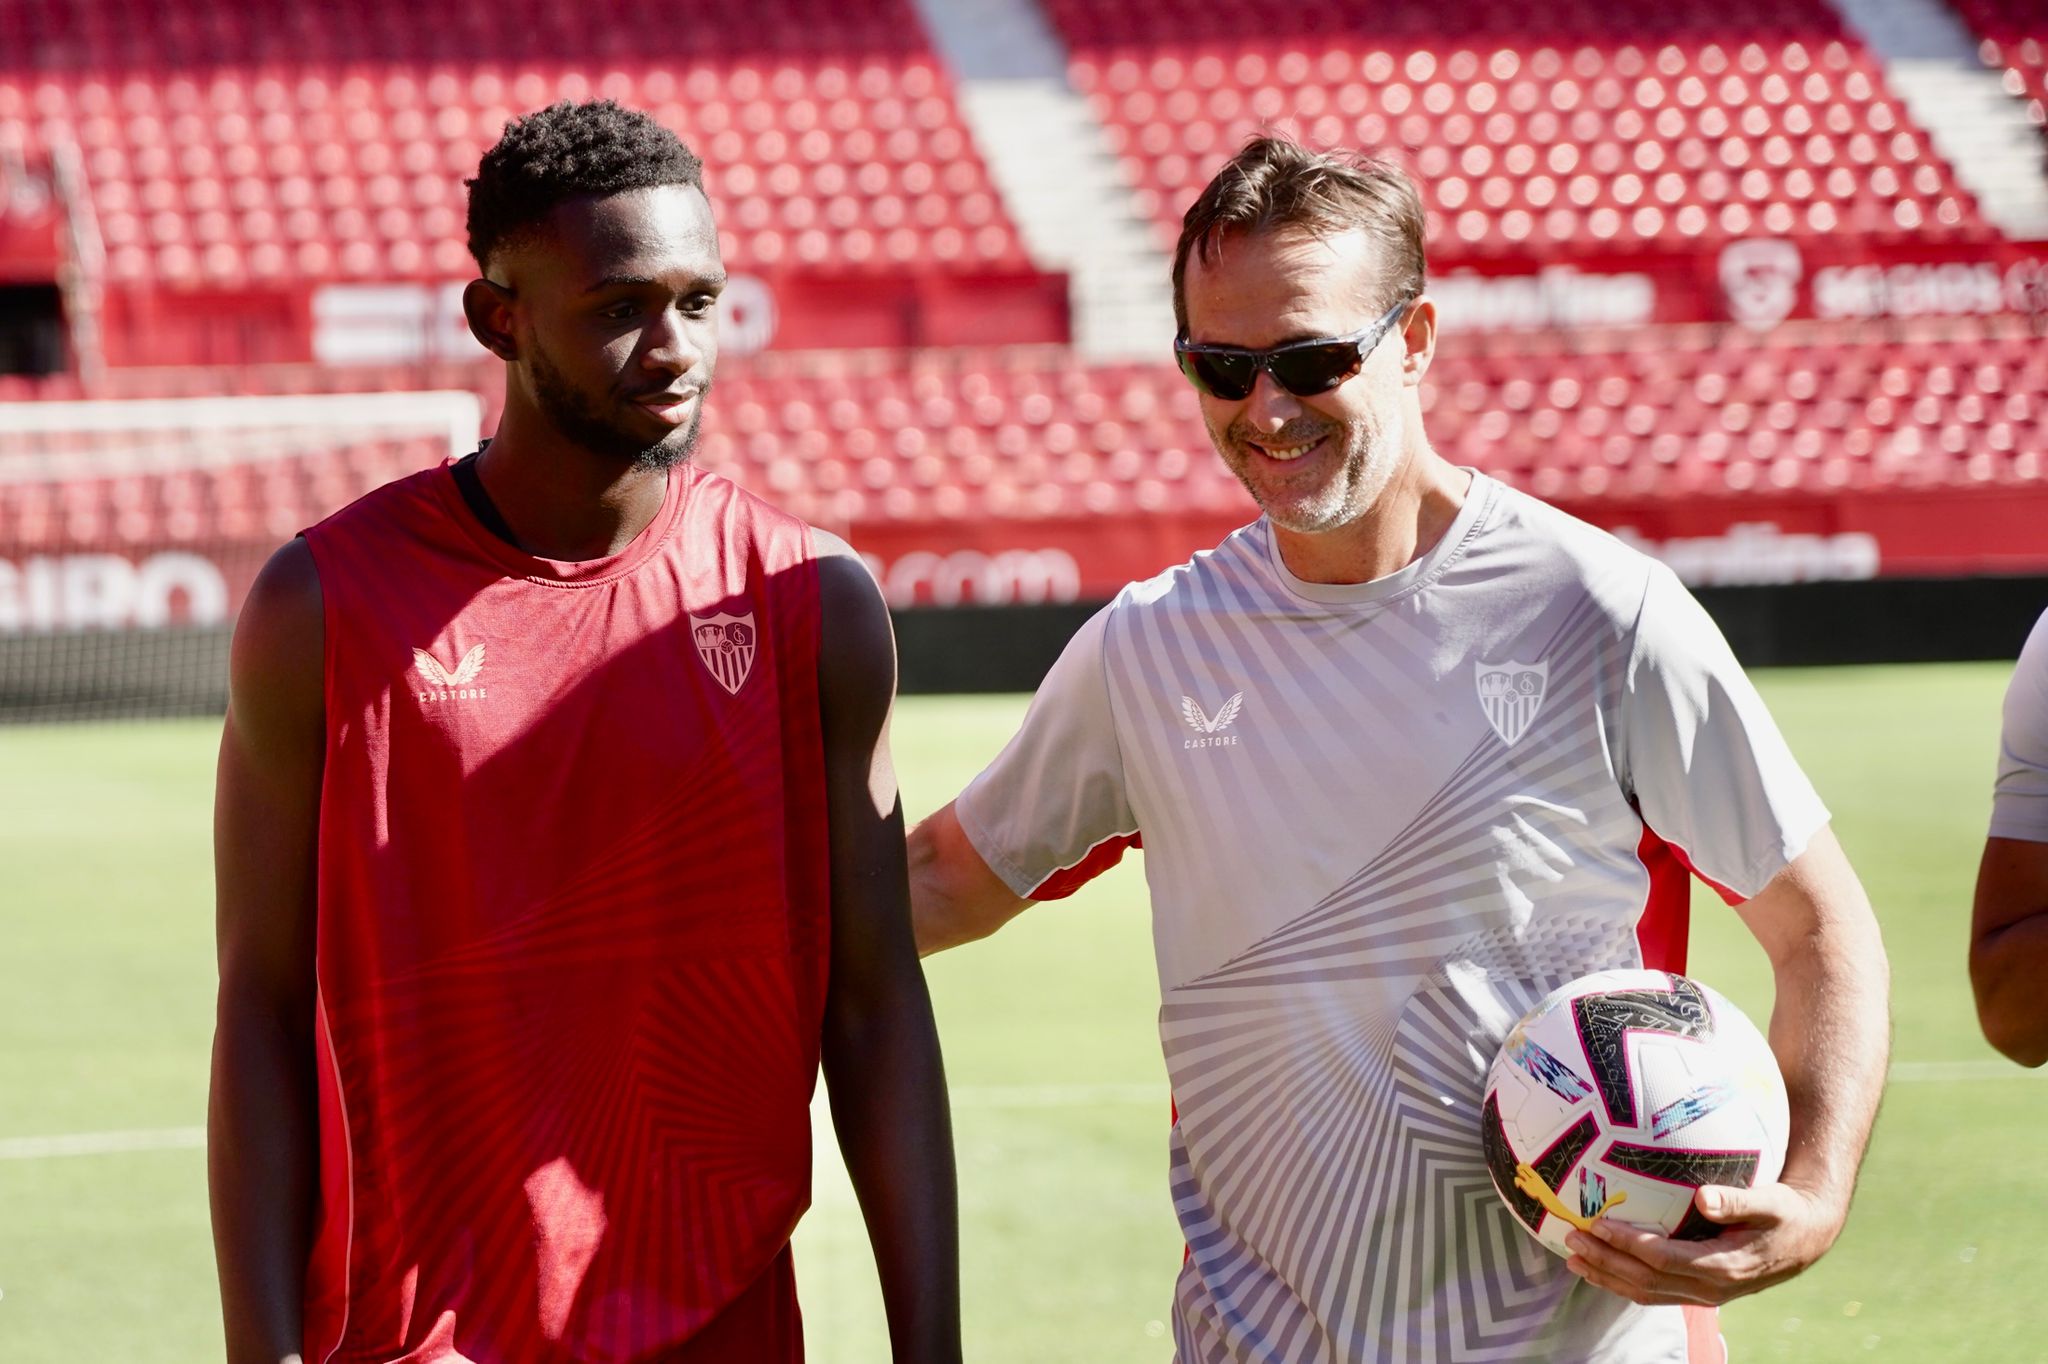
top-left (957, 474), bottom-right (1828, 1364)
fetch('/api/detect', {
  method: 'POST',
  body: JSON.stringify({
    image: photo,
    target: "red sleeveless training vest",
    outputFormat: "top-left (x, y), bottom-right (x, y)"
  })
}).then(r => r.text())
top-left (299, 459), bottom-right (827, 1363)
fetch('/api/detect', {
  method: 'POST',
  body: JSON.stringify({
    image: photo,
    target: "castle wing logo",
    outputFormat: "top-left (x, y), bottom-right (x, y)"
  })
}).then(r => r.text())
top-left (1475, 660), bottom-right (1547, 746)
top-left (1181, 691), bottom-right (1243, 734)
top-left (691, 612), bottom-right (757, 695)
top-left (414, 643), bottom-right (485, 689)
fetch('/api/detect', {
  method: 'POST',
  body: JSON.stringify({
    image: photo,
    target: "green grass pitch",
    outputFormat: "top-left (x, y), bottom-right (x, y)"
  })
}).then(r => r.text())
top-left (3, 664), bottom-right (2045, 1360)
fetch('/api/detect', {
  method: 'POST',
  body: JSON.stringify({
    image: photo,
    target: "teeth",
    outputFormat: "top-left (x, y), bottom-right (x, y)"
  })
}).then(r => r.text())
top-left (1257, 437), bottom-right (1321, 461)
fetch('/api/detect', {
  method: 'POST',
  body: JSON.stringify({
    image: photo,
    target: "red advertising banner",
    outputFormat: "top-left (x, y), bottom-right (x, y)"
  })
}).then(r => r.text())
top-left (0, 548), bottom-right (242, 632)
top-left (844, 483), bottom-right (2048, 607)
top-left (80, 237), bottom-right (2048, 368)
top-left (4, 484), bottom-right (2044, 634)
top-left (1432, 239), bottom-right (2048, 333)
top-left (1559, 486), bottom-right (2048, 582)
top-left (98, 268), bottom-right (1070, 368)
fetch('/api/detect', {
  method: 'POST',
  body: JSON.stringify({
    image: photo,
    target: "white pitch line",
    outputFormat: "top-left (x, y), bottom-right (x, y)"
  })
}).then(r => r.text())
top-left (4, 1063), bottom-right (2037, 1164)
top-left (1886, 1059), bottom-right (2048, 1083)
top-left (0, 1125), bottom-right (205, 1161)
top-left (948, 1082), bottom-right (1169, 1107)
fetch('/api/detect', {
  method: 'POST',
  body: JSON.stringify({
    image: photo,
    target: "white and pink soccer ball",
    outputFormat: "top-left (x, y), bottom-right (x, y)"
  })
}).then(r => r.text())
top-left (1481, 969), bottom-right (1790, 1257)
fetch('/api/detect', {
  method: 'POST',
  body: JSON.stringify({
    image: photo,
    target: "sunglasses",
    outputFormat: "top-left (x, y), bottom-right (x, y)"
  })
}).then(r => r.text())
top-left (1174, 297), bottom-right (1415, 401)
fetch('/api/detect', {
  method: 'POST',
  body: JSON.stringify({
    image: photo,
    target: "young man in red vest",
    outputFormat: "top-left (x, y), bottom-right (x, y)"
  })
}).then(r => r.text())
top-left (209, 100), bottom-right (960, 1364)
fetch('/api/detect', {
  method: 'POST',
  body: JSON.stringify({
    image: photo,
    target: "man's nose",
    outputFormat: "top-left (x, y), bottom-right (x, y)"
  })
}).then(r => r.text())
top-left (1242, 368), bottom-right (1304, 431)
top-left (642, 307), bottom-right (702, 377)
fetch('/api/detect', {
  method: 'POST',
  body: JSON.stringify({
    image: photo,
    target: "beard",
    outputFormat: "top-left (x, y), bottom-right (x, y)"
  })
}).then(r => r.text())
top-left (527, 344), bottom-right (704, 471)
top-left (1212, 406), bottom-right (1406, 536)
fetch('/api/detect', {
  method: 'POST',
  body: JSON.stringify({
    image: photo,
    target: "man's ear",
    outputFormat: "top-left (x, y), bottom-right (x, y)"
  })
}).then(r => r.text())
top-left (462, 277), bottom-right (519, 362)
top-left (1399, 295), bottom-right (1438, 388)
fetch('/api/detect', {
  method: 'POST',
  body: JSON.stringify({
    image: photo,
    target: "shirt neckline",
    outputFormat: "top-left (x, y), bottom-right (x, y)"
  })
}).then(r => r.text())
top-left (432, 456), bottom-right (692, 587)
top-left (1263, 469), bottom-right (1495, 607)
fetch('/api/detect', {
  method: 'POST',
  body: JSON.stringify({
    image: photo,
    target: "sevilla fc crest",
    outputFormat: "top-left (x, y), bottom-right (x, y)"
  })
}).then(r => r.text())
top-left (691, 612), bottom-right (757, 695)
top-left (1476, 659), bottom-right (1548, 746)
top-left (1718, 238), bottom-right (1802, 332)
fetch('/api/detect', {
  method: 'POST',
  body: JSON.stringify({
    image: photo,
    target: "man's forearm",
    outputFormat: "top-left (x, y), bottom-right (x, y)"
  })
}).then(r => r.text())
top-left (1766, 926), bottom-right (1890, 1218)
top-left (209, 999), bottom-right (318, 1364)
top-left (1968, 837), bottom-right (2048, 1066)
top-left (1971, 914), bottom-right (2048, 1067)
top-left (821, 984), bottom-right (961, 1364)
top-left (907, 808), bottom-right (1028, 956)
top-left (907, 867), bottom-right (997, 956)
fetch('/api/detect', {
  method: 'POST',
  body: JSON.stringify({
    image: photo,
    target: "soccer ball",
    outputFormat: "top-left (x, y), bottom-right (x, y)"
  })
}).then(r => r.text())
top-left (1480, 969), bottom-right (1789, 1257)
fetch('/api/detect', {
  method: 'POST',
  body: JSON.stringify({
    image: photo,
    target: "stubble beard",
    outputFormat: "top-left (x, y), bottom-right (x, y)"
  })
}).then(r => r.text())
top-left (1215, 406), bottom-right (1406, 537)
top-left (528, 345), bottom-right (703, 471)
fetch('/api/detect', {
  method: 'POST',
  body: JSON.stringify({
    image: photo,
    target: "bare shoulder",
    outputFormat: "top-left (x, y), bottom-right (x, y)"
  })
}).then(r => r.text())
top-left (809, 526), bottom-right (871, 574)
top-left (229, 538), bottom-right (325, 733)
top-left (809, 527), bottom-right (889, 631)
top-left (809, 526), bottom-right (859, 560)
top-left (807, 527), bottom-right (895, 710)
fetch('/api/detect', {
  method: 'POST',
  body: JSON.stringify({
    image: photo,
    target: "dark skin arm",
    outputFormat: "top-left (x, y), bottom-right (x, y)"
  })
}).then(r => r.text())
top-left (1970, 837), bottom-right (2048, 1067)
top-left (208, 538), bottom-right (325, 1364)
top-left (812, 531), bottom-right (963, 1363)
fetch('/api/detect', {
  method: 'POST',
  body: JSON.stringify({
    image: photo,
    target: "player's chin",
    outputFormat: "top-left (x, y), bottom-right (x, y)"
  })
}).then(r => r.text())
top-left (1255, 486), bottom-right (1350, 535)
top-left (1230, 462), bottom-right (1328, 521)
top-left (611, 414), bottom-right (699, 470)
top-left (643, 427), bottom-right (699, 470)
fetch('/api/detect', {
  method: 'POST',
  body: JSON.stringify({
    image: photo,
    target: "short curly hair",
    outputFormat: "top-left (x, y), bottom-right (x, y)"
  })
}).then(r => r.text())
top-left (465, 100), bottom-right (705, 270)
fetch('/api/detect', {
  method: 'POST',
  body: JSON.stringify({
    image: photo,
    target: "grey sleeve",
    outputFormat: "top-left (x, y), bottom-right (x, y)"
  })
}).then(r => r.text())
top-left (954, 605), bottom-right (1138, 898)
top-left (1989, 609), bottom-right (2048, 844)
top-left (1617, 565), bottom-right (1831, 901)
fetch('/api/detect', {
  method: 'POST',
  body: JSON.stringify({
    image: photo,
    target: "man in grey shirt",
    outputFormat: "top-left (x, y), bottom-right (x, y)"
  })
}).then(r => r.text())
top-left (910, 137), bottom-right (1890, 1362)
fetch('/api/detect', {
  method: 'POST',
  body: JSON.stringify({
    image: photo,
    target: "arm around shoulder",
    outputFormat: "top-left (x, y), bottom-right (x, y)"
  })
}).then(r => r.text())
top-left (908, 802), bottom-right (1029, 956)
top-left (907, 600), bottom-right (1132, 955)
top-left (210, 537), bottom-right (326, 1364)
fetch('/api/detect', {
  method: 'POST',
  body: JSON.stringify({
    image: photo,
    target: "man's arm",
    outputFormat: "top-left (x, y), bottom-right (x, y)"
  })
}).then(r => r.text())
top-left (1565, 824), bottom-right (1890, 1305)
top-left (209, 539), bottom-right (325, 1364)
top-left (1970, 837), bottom-right (2048, 1066)
top-left (907, 802), bottom-right (1029, 956)
top-left (907, 603), bottom-right (1134, 957)
top-left (812, 534), bottom-right (962, 1363)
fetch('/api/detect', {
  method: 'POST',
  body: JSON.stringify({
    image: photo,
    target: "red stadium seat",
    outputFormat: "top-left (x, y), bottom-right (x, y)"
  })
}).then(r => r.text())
top-left (1038, 0), bottom-right (1996, 259)
top-left (0, 0), bottom-right (1031, 290)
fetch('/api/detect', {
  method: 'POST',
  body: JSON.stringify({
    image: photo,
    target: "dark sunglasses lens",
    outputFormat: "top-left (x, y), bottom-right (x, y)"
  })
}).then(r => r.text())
top-left (1183, 350), bottom-right (1256, 400)
top-left (1269, 342), bottom-right (1361, 397)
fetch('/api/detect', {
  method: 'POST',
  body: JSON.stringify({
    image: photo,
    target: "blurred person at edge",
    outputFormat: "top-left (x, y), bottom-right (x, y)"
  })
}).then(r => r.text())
top-left (1971, 606), bottom-right (2048, 1067)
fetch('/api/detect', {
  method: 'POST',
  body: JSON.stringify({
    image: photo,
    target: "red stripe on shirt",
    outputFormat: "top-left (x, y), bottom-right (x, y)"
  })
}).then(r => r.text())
top-left (1633, 823), bottom-right (1696, 974)
top-left (1029, 832), bottom-right (1142, 901)
top-left (1684, 1304), bottom-right (1726, 1363)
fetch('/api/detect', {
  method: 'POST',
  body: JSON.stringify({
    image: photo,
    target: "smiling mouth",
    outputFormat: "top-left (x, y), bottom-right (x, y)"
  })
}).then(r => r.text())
top-left (1246, 433), bottom-right (1327, 462)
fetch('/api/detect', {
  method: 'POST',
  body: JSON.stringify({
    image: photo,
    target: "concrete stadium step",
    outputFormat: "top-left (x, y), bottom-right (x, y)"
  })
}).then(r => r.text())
top-left (910, 0), bottom-right (1176, 359)
top-left (1831, 0), bottom-right (2048, 239)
